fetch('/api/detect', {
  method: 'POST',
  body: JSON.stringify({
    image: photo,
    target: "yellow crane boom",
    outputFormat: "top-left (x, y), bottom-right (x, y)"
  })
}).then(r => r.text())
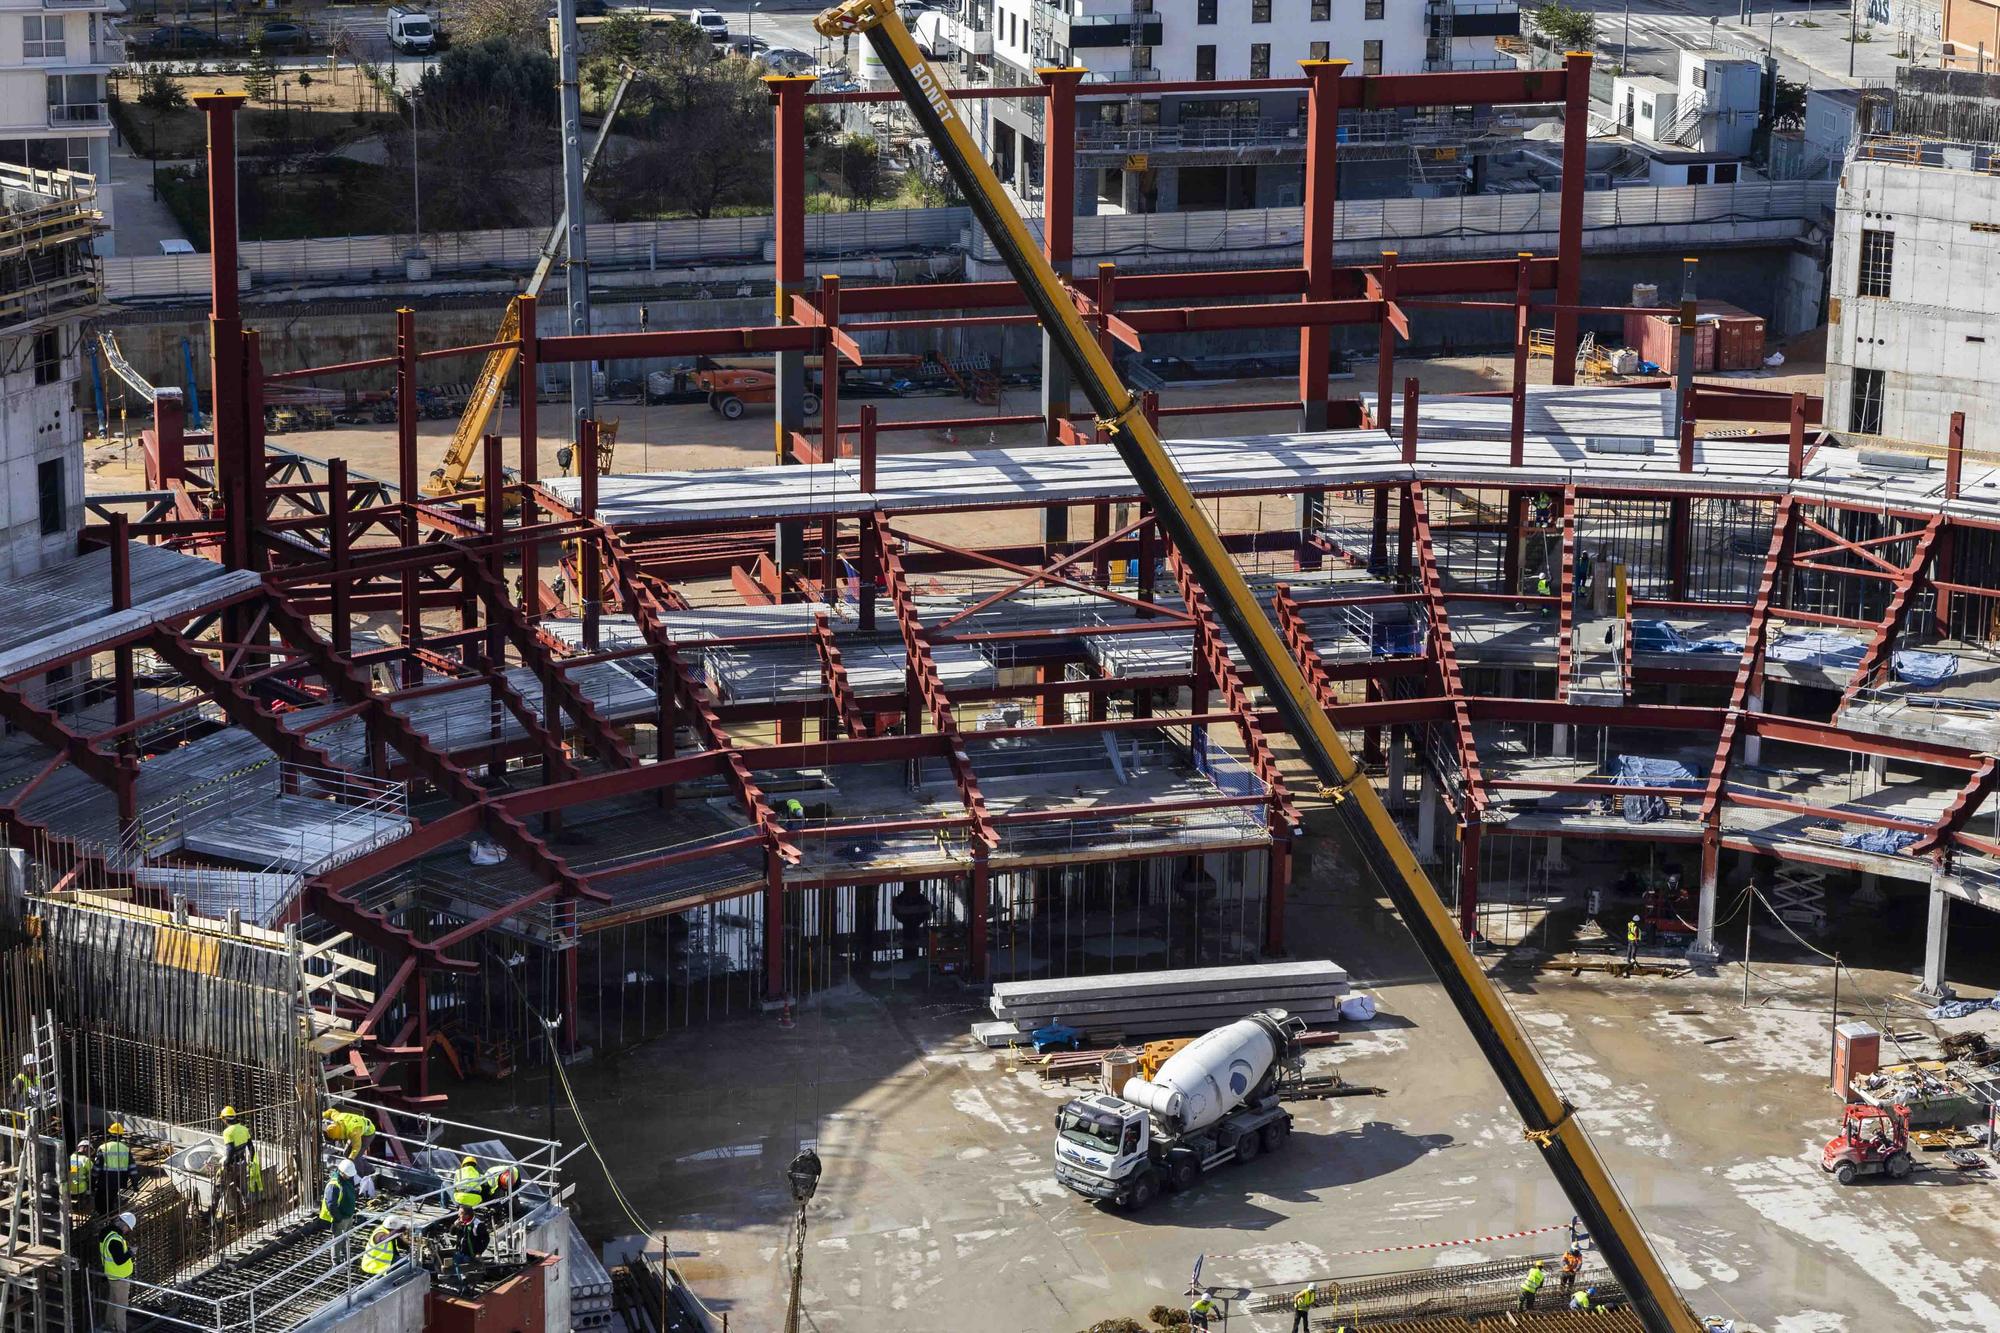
top-left (811, 4), bottom-right (1702, 1329)
top-left (425, 70), bottom-right (636, 500)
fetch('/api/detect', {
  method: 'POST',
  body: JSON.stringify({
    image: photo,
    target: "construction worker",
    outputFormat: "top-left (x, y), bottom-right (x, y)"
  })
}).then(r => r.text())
top-left (320, 1159), bottom-right (359, 1228)
top-left (215, 1107), bottom-right (252, 1218)
top-left (12, 1054), bottom-right (37, 1112)
top-left (1188, 1289), bottom-right (1219, 1331)
top-left (1559, 1245), bottom-right (1584, 1295)
top-left (1532, 491), bottom-right (1554, 526)
top-left (782, 797), bottom-right (806, 821)
top-left (1518, 1258), bottom-right (1548, 1311)
top-left (451, 1203), bottom-right (491, 1267)
top-left (452, 1155), bottom-right (486, 1211)
top-left (96, 1123), bottom-right (133, 1211)
top-left (1570, 1284), bottom-right (1598, 1313)
top-left (67, 1139), bottom-right (93, 1205)
top-left (480, 1161), bottom-right (520, 1207)
top-left (1625, 915), bottom-right (1642, 967)
top-left (321, 1108), bottom-right (377, 1164)
top-left (99, 1211), bottom-right (135, 1333)
top-left (358, 1221), bottom-right (404, 1277)
top-left (1291, 1283), bottom-right (1316, 1332)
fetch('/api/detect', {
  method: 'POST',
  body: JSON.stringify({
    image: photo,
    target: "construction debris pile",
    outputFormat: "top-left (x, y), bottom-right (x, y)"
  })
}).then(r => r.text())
top-left (973, 961), bottom-right (1354, 1045)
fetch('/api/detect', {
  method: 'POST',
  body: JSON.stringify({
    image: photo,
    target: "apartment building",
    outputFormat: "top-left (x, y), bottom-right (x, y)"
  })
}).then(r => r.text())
top-left (1825, 138), bottom-right (2000, 451)
top-left (0, 0), bottom-right (117, 250)
top-left (0, 161), bottom-right (102, 580)
top-left (953, 0), bottom-right (1518, 212)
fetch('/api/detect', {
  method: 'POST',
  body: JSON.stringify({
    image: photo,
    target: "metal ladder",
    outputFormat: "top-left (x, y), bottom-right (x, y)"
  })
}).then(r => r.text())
top-left (0, 1013), bottom-right (75, 1333)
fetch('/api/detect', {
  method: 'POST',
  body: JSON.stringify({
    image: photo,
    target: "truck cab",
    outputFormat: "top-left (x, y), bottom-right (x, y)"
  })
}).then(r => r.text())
top-left (387, 7), bottom-right (436, 52)
top-left (1053, 1093), bottom-right (1152, 1203)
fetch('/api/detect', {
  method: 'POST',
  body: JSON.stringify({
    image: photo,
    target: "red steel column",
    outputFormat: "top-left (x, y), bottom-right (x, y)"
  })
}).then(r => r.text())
top-left (1375, 250), bottom-right (1399, 434)
top-left (1297, 58), bottom-right (1347, 431)
top-left (1551, 50), bottom-right (1593, 384)
top-left (764, 848), bottom-right (787, 1000)
top-left (1938, 410), bottom-right (1965, 636)
top-left (1040, 67), bottom-right (1084, 450)
top-left (768, 75), bottom-right (814, 464)
top-left (819, 273), bottom-right (842, 462)
top-left (1509, 250), bottom-right (1532, 466)
top-left (195, 92), bottom-right (250, 571)
top-left (328, 457), bottom-right (352, 656)
top-left (518, 293), bottom-right (541, 613)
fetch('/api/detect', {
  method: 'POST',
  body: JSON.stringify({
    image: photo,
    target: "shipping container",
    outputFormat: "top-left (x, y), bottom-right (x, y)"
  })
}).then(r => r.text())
top-left (1620, 299), bottom-right (1764, 373)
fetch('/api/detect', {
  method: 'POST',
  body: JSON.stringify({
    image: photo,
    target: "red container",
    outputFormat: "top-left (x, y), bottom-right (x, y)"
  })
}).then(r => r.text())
top-left (1714, 310), bottom-right (1768, 370)
top-left (1622, 300), bottom-right (1763, 373)
top-left (1832, 1021), bottom-right (1881, 1097)
top-left (1623, 311), bottom-right (1716, 373)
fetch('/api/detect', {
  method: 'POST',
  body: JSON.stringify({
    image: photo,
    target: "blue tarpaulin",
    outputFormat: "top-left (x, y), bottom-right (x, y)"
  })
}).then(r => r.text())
top-left (1838, 828), bottom-right (1920, 853)
top-left (1612, 755), bottom-right (1699, 824)
top-left (1631, 620), bottom-right (1741, 655)
top-left (1892, 650), bottom-right (1959, 687)
top-left (1929, 996), bottom-right (2000, 1020)
top-left (1767, 631), bottom-right (1868, 670)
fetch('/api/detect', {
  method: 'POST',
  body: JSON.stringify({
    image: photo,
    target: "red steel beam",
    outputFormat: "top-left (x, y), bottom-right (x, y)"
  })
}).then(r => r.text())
top-left (1699, 496), bottom-right (1795, 824)
top-left (1409, 486), bottom-right (1487, 815)
top-left (1834, 515), bottom-right (1944, 713)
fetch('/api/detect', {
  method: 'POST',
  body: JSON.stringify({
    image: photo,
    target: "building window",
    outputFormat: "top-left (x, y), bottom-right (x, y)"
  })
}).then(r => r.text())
top-left (1309, 39), bottom-right (1329, 59)
top-left (1250, 42), bottom-right (1270, 77)
top-left (1366, 0), bottom-right (1384, 16)
top-left (1850, 367), bottom-right (1885, 435)
top-left (1198, 0), bottom-right (1216, 22)
top-left (33, 329), bottom-right (59, 385)
top-left (1195, 44), bottom-right (1216, 79)
top-left (22, 16), bottom-right (63, 59)
top-left (1714, 161), bottom-right (1738, 183)
top-left (1251, 0), bottom-right (1270, 20)
top-left (1858, 228), bottom-right (1894, 298)
top-left (1312, 0), bottom-right (1330, 17)
top-left (46, 74), bottom-right (101, 125)
top-left (1363, 38), bottom-right (1382, 74)
top-left (37, 458), bottom-right (63, 537)
top-left (1692, 63), bottom-right (1707, 89)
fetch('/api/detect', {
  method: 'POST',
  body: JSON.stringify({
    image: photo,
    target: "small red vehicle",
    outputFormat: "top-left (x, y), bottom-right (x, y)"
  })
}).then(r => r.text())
top-left (1820, 1103), bottom-right (1914, 1185)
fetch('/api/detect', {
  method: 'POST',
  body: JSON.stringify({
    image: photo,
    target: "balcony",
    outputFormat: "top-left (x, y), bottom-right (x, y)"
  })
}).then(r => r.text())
top-left (1081, 66), bottom-right (1162, 83)
top-left (1057, 11), bottom-right (1163, 48)
top-left (89, 36), bottom-right (124, 64)
top-left (47, 101), bottom-right (105, 126)
top-left (941, 15), bottom-right (991, 55)
top-left (1422, 56), bottom-right (1515, 71)
top-left (42, 0), bottom-right (108, 9)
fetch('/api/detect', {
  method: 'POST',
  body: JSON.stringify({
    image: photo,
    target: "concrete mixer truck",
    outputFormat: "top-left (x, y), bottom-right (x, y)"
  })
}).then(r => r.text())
top-left (1051, 1009), bottom-right (1306, 1209)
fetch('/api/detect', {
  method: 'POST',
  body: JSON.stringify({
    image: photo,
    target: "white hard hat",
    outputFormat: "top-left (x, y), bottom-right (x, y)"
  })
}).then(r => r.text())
top-left (337, 1159), bottom-right (357, 1178)
top-left (117, 1212), bottom-right (136, 1230)
top-left (20, 1054), bottom-right (34, 1067)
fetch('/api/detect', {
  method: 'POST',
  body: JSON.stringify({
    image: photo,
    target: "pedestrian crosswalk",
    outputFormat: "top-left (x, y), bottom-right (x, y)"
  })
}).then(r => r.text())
top-left (1600, 11), bottom-right (1768, 65)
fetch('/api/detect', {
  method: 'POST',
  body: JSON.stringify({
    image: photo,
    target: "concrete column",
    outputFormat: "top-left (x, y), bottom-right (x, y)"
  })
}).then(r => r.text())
top-left (1416, 770), bottom-right (1439, 859)
top-left (1545, 836), bottom-right (1566, 872)
top-left (1688, 831), bottom-right (1721, 964)
top-left (1868, 754), bottom-right (1889, 792)
top-left (1743, 690), bottom-right (1763, 766)
top-left (1920, 872), bottom-right (1955, 1001)
top-left (1552, 723), bottom-right (1571, 757)
top-left (1386, 729), bottom-right (1408, 809)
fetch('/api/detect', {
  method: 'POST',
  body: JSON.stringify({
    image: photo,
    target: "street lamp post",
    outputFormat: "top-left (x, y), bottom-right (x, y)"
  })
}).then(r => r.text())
top-left (1622, 0), bottom-right (1631, 71)
top-left (407, 88), bottom-right (423, 260)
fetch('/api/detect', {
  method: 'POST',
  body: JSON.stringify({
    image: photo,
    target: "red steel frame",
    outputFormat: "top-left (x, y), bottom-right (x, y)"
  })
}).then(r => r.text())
top-left (29, 60), bottom-right (1999, 1104)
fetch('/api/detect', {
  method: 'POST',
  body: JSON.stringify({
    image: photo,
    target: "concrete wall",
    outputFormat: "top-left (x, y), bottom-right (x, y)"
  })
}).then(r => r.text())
top-left (0, 319), bottom-right (83, 582)
top-left (295, 1266), bottom-right (430, 1333)
top-left (1827, 157), bottom-right (2000, 447)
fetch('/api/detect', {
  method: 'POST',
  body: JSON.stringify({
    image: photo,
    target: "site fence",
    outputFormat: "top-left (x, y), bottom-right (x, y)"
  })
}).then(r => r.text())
top-left (104, 182), bottom-right (1836, 301)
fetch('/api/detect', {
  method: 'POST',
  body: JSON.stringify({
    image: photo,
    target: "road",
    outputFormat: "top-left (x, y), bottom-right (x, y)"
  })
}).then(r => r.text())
top-left (1587, 0), bottom-right (1925, 90)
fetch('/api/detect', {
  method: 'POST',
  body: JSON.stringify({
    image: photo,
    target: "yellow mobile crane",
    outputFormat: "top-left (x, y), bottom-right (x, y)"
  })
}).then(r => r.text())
top-left (813, 3), bottom-right (1703, 1329)
top-left (424, 71), bottom-right (635, 508)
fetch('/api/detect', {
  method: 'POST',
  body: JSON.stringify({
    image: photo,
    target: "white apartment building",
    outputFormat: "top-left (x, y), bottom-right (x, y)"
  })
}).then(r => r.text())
top-left (0, 0), bottom-right (118, 251)
top-left (0, 163), bottom-right (103, 580)
top-left (1825, 139), bottom-right (2000, 451)
top-left (951, 0), bottom-right (1517, 212)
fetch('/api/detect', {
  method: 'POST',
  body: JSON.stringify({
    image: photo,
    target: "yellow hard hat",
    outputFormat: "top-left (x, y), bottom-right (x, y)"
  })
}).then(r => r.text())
top-left (220, 1106), bottom-right (237, 1119)
top-left (107, 1122), bottom-right (124, 1136)
top-left (461, 1155), bottom-right (478, 1167)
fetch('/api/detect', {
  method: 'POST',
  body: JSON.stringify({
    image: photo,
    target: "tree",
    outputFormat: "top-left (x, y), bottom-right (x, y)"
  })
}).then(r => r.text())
top-left (1531, 2), bottom-right (1598, 51)
top-left (136, 65), bottom-right (188, 112)
top-left (456, 0), bottom-right (550, 49)
top-left (590, 46), bottom-right (773, 218)
top-left (417, 37), bottom-right (558, 127)
top-left (1769, 76), bottom-right (1807, 130)
top-left (838, 133), bottom-right (882, 210)
top-left (243, 53), bottom-right (278, 105)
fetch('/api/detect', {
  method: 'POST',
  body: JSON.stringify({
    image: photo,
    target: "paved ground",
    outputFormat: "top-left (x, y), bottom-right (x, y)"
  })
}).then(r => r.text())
top-left (1586, 0), bottom-right (1921, 89)
top-left (445, 818), bottom-right (2000, 1333)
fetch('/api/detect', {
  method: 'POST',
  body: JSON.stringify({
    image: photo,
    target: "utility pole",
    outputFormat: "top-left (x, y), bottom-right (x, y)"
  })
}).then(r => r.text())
top-left (1849, 0), bottom-right (1859, 76)
top-left (1623, 0), bottom-right (1631, 71)
top-left (557, 0), bottom-right (593, 438)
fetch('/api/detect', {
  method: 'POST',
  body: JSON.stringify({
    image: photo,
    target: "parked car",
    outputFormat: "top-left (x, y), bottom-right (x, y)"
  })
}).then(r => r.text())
top-left (144, 24), bottom-right (225, 50)
top-left (762, 46), bottom-right (813, 72)
top-left (730, 33), bottom-right (769, 56)
top-left (257, 21), bottom-right (308, 48)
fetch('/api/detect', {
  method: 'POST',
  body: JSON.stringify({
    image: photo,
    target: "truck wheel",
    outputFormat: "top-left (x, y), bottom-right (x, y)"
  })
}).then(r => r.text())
top-left (707, 394), bottom-right (721, 414)
top-left (1167, 1155), bottom-right (1198, 1192)
top-left (802, 392), bottom-right (821, 416)
top-left (1234, 1130), bottom-right (1260, 1166)
top-left (1834, 1161), bottom-right (1858, 1186)
top-left (720, 395), bottom-right (746, 420)
top-left (1126, 1172), bottom-right (1158, 1211)
top-left (1261, 1121), bottom-right (1288, 1154)
top-left (1887, 1152), bottom-right (1913, 1179)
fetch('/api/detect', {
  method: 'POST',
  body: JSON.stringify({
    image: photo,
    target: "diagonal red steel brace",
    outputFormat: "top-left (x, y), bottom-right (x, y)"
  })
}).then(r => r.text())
top-left (1699, 495), bottom-right (1796, 825)
top-left (811, 613), bottom-right (870, 739)
top-left (1167, 548), bottom-right (1299, 828)
top-left (1915, 756), bottom-right (2000, 859)
top-left (0, 681), bottom-right (134, 797)
top-left (871, 517), bottom-right (998, 850)
top-left (1836, 515), bottom-right (1944, 714)
top-left (1408, 486), bottom-right (1487, 816)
